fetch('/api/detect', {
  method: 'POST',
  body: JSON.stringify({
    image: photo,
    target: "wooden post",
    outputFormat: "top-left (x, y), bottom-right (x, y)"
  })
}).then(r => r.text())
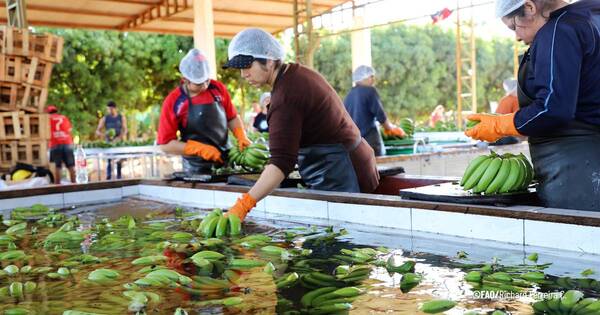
top-left (193, 0), bottom-right (217, 79)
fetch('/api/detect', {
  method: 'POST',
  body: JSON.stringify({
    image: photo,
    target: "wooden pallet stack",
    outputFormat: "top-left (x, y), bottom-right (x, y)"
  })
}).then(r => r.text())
top-left (0, 26), bottom-right (63, 172)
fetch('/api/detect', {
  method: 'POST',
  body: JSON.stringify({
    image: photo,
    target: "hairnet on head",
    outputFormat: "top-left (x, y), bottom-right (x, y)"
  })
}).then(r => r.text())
top-left (352, 65), bottom-right (376, 83)
top-left (228, 28), bottom-right (285, 61)
top-left (259, 92), bottom-right (271, 106)
top-left (179, 48), bottom-right (211, 84)
top-left (495, 0), bottom-right (525, 18)
top-left (503, 79), bottom-right (517, 93)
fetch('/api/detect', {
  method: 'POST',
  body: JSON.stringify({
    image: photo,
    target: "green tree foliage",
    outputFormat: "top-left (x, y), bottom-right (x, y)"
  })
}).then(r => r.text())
top-left (44, 28), bottom-right (193, 138)
top-left (314, 24), bottom-right (514, 122)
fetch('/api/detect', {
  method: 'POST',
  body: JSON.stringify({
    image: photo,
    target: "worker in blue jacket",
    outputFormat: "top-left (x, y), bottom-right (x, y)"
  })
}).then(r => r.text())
top-left (466, 0), bottom-right (600, 211)
top-left (344, 65), bottom-right (405, 156)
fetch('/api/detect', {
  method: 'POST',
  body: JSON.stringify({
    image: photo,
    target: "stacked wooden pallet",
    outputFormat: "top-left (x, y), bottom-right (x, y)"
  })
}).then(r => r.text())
top-left (0, 26), bottom-right (63, 172)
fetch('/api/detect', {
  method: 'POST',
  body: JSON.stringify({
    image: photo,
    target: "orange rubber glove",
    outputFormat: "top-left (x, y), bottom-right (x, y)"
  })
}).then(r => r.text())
top-left (233, 127), bottom-right (251, 151)
top-left (464, 113), bottom-right (521, 142)
top-left (183, 140), bottom-right (223, 163)
top-left (227, 193), bottom-right (256, 221)
top-left (384, 127), bottom-right (406, 138)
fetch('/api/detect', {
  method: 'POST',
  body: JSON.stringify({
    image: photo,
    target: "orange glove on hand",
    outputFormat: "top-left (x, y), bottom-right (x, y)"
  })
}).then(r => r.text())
top-left (183, 140), bottom-right (223, 163)
top-left (233, 127), bottom-right (251, 151)
top-left (227, 193), bottom-right (256, 222)
top-left (384, 127), bottom-right (406, 138)
top-left (464, 113), bottom-right (521, 142)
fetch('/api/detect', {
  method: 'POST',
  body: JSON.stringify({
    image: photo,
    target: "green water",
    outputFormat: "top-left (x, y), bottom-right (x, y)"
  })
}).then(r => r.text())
top-left (0, 199), bottom-right (599, 315)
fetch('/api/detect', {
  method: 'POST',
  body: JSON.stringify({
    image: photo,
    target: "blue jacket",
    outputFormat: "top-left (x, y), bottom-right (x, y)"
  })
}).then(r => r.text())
top-left (515, 0), bottom-right (600, 135)
top-left (343, 85), bottom-right (387, 137)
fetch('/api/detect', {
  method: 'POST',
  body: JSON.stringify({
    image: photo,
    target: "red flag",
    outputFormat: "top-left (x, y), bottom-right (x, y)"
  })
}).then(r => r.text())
top-left (431, 8), bottom-right (453, 24)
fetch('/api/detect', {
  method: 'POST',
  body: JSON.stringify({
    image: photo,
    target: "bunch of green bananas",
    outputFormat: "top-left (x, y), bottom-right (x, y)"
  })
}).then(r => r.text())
top-left (196, 209), bottom-right (241, 238)
top-left (460, 152), bottom-right (534, 194)
top-left (228, 143), bottom-right (270, 171)
top-left (532, 289), bottom-right (600, 314)
top-left (400, 118), bottom-right (415, 138)
top-left (300, 286), bottom-right (362, 312)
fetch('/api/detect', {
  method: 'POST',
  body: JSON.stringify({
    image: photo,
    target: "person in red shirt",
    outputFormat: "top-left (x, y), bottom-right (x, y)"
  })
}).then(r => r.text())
top-left (157, 48), bottom-right (251, 173)
top-left (47, 105), bottom-right (75, 184)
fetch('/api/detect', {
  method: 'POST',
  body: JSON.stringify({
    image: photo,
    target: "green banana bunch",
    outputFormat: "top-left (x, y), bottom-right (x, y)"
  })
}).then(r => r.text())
top-left (460, 152), bottom-right (534, 194)
top-left (131, 255), bottom-right (167, 266)
top-left (275, 272), bottom-right (299, 289)
top-left (0, 250), bottom-right (27, 261)
top-left (309, 286), bottom-right (363, 307)
top-left (420, 299), bottom-right (457, 314)
top-left (532, 290), bottom-right (600, 315)
top-left (228, 142), bottom-right (270, 171)
top-left (400, 118), bottom-right (415, 138)
top-left (88, 268), bottom-right (120, 283)
top-left (197, 209), bottom-right (242, 238)
top-left (334, 265), bottom-right (371, 283)
top-left (300, 272), bottom-right (342, 289)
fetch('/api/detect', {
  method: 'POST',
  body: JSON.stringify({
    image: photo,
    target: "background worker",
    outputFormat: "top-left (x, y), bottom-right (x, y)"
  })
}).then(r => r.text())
top-left (344, 65), bottom-right (405, 156)
top-left (496, 79), bottom-right (519, 114)
top-left (47, 105), bottom-right (75, 184)
top-left (252, 92), bottom-right (270, 133)
top-left (466, 0), bottom-right (600, 211)
top-left (157, 48), bottom-right (250, 174)
top-left (429, 105), bottom-right (446, 128)
top-left (222, 28), bottom-right (379, 221)
top-left (95, 101), bottom-right (127, 180)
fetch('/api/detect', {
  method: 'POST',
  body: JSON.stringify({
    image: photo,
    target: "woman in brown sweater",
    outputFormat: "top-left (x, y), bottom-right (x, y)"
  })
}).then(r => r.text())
top-left (223, 28), bottom-right (379, 221)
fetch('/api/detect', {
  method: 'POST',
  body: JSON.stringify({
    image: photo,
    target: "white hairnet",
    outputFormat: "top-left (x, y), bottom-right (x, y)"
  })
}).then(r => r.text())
top-left (495, 0), bottom-right (525, 18)
top-left (352, 65), bottom-right (376, 83)
top-left (259, 92), bottom-right (271, 106)
top-left (228, 28), bottom-right (285, 61)
top-left (179, 48), bottom-right (211, 84)
top-left (503, 79), bottom-right (517, 93)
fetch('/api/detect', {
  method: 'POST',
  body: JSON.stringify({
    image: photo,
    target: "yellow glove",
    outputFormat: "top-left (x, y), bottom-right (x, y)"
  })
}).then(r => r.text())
top-left (233, 127), bottom-right (251, 151)
top-left (227, 193), bottom-right (256, 222)
top-left (183, 140), bottom-right (223, 163)
top-left (464, 113), bottom-right (521, 142)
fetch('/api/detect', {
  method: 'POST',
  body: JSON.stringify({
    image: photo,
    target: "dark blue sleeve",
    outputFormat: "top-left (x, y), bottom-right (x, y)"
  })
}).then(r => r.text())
top-left (368, 88), bottom-right (388, 124)
top-left (514, 13), bottom-right (582, 136)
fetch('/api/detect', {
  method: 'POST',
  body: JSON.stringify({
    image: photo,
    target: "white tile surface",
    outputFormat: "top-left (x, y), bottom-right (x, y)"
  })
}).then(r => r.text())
top-left (524, 220), bottom-right (600, 254)
top-left (412, 209), bottom-right (523, 244)
top-left (0, 193), bottom-right (64, 210)
top-left (328, 202), bottom-right (411, 230)
top-left (122, 185), bottom-right (139, 197)
top-left (64, 188), bottom-right (122, 205)
top-left (138, 185), bottom-right (166, 199)
top-left (264, 196), bottom-right (328, 219)
top-left (171, 188), bottom-right (214, 208)
top-left (213, 191), bottom-right (240, 208)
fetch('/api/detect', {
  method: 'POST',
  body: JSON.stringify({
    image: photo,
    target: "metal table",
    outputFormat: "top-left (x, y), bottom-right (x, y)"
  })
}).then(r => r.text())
top-left (83, 145), bottom-right (167, 180)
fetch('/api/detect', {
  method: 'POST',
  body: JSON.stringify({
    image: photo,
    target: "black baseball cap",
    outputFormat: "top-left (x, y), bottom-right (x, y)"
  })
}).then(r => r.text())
top-left (222, 55), bottom-right (255, 69)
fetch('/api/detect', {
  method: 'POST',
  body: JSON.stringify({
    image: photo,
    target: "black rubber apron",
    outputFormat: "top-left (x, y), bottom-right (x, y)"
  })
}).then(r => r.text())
top-left (518, 49), bottom-right (600, 211)
top-left (298, 139), bottom-right (361, 193)
top-left (363, 126), bottom-right (385, 157)
top-left (180, 85), bottom-right (229, 174)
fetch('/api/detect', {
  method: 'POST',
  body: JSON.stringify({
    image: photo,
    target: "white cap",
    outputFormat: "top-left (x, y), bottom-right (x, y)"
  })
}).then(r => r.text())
top-left (259, 92), bottom-right (271, 106)
top-left (503, 79), bottom-right (517, 94)
top-left (352, 65), bottom-right (376, 83)
top-left (225, 28), bottom-right (285, 69)
top-left (495, 0), bottom-right (525, 18)
top-left (179, 48), bottom-right (211, 84)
